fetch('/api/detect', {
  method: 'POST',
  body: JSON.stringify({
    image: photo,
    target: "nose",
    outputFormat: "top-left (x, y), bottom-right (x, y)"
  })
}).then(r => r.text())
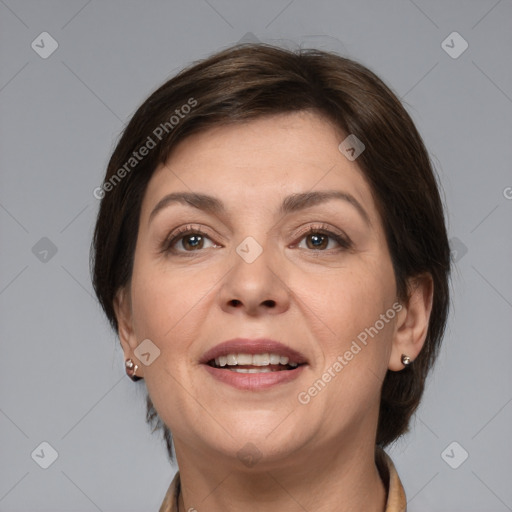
top-left (218, 243), bottom-right (291, 316)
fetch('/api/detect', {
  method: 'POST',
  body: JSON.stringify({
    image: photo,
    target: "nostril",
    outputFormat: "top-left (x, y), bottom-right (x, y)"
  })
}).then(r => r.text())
top-left (227, 299), bottom-right (276, 308)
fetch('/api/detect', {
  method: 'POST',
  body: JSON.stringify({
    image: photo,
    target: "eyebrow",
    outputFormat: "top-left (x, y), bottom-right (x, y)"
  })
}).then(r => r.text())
top-left (148, 190), bottom-right (371, 226)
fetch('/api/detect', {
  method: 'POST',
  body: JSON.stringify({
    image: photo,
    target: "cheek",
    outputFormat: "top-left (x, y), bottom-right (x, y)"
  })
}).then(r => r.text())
top-left (293, 260), bottom-right (397, 410)
top-left (129, 264), bottom-right (212, 428)
top-left (294, 263), bottom-right (395, 343)
top-left (290, 266), bottom-right (397, 432)
top-left (130, 260), bottom-right (213, 341)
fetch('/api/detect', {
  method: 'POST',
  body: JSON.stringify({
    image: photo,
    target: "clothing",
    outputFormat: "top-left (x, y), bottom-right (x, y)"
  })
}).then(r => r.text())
top-left (159, 447), bottom-right (407, 511)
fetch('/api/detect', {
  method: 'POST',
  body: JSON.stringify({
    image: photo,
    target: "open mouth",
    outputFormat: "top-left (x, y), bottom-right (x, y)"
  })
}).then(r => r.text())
top-left (207, 353), bottom-right (305, 373)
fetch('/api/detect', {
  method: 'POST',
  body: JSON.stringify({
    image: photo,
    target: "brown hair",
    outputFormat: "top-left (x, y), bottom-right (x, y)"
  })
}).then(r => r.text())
top-left (90, 43), bottom-right (451, 460)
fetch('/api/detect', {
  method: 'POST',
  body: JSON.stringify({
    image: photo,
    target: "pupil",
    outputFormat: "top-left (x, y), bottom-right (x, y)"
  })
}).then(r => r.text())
top-left (186, 235), bottom-right (202, 249)
top-left (309, 234), bottom-right (326, 249)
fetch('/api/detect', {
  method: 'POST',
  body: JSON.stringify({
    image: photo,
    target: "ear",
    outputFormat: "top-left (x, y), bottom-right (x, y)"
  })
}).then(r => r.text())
top-left (388, 273), bottom-right (434, 371)
top-left (113, 286), bottom-right (140, 364)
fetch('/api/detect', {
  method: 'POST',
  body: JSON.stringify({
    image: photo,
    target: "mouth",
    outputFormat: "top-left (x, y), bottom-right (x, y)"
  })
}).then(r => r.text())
top-left (200, 338), bottom-right (308, 390)
top-left (206, 352), bottom-right (304, 373)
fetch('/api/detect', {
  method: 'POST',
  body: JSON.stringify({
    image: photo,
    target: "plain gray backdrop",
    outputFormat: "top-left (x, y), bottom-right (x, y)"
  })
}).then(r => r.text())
top-left (1, 0), bottom-right (511, 510)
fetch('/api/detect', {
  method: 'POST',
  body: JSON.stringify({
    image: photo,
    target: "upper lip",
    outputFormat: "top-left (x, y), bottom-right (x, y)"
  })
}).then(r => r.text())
top-left (200, 338), bottom-right (308, 365)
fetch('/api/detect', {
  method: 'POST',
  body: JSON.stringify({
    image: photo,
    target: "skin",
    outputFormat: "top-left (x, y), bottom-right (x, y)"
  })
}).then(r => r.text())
top-left (115, 111), bottom-right (433, 512)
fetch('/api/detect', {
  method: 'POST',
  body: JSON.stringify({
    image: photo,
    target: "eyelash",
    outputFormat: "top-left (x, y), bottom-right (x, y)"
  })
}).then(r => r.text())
top-left (160, 223), bottom-right (352, 255)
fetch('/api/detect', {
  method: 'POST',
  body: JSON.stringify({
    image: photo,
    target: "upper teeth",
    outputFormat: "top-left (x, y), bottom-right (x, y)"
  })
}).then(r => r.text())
top-left (214, 353), bottom-right (298, 367)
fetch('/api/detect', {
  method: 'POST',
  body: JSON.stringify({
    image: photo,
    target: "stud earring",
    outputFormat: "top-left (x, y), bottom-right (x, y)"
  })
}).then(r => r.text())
top-left (401, 354), bottom-right (412, 366)
top-left (125, 359), bottom-right (142, 381)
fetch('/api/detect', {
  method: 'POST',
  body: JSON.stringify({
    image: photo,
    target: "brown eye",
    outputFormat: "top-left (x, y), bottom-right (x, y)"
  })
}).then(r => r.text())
top-left (304, 232), bottom-right (329, 250)
top-left (180, 234), bottom-right (206, 251)
top-left (162, 227), bottom-right (218, 254)
top-left (296, 227), bottom-right (351, 251)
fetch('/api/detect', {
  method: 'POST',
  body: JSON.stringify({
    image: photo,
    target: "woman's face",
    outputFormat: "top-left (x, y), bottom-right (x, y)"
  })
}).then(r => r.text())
top-left (117, 111), bottom-right (405, 469)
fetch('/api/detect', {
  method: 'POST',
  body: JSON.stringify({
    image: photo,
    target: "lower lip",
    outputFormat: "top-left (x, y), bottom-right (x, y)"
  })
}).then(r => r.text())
top-left (202, 364), bottom-right (306, 391)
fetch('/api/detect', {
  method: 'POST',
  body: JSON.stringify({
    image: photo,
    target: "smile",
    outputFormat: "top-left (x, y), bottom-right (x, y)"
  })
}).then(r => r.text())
top-left (208, 352), bottom-right (300, 372)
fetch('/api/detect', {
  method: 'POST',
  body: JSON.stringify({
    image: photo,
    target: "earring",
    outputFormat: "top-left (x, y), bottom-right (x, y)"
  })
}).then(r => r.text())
top-left (125, 359), bottom-right (142, 381)
top-left (401, 354), bottom-right (412, 366)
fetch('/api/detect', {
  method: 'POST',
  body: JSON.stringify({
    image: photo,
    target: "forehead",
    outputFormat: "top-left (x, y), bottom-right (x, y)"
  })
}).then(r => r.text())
top-left (141, 111), bottom-right (378, 222)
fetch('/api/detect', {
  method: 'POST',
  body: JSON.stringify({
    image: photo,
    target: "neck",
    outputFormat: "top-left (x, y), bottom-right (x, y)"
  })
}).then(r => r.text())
top-left (174, 441), bottom-right (387, 512)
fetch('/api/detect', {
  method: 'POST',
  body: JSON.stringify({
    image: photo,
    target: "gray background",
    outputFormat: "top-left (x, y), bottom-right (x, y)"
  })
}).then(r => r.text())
top-left (1, 0), bottom-right (511, 510)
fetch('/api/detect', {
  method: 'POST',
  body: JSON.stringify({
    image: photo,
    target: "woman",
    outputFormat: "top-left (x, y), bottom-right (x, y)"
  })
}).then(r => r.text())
top-left (91, 43), bottom-right (451, 511)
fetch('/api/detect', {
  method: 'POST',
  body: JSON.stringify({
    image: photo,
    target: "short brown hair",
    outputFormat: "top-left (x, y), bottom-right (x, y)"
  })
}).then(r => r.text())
top-left (91, 43), bottom-right (451, 459)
